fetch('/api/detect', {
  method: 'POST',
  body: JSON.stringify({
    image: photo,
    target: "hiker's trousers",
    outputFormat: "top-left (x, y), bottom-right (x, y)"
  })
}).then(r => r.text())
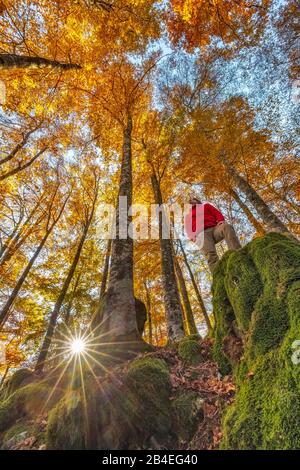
top-left (196, 222), bottom-right (241, 273)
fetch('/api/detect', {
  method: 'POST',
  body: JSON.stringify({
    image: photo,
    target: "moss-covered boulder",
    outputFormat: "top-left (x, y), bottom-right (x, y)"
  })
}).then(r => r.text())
top-left (1, 340), bottom-right (232, 450)
top-left (47, 390), bottom-right (87, 450)
top-left (0, 368), bottom-right (34, 401)
top-left (177, 336), bottom-right (203, 364)
top-left (212, 233), bottom-right (300, 449)
top-left (0, 380), bottom-right (63, 435)
top-left (125, 357), bottom-right (174, 444)
top-left (172, 391), bottom-right (204, 442)
top-left (44, 357), bottom-right (175, 450)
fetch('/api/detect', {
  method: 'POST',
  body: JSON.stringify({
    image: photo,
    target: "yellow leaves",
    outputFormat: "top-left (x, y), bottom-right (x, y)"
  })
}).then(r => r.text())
top-left (18, 101), bottom-right (29, 114)
top-left (85, 62), bottom-right (94, 72)
top-left (34, 103), bottom-right (44, 116)
top-left (168, 0), bottom-right (270, 49)
top-left (65, 16), bottom-right (80, 41)
top-left (23, 75), bottom-right (36, 89)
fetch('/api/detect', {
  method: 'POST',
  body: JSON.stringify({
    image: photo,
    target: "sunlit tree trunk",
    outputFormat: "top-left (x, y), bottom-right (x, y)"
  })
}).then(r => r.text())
top-left (35, 184), bottom-right (98, 373)
top-left (0, 203), bottom-right (46, 271)
top-left (0, 192), bottom-right (68, 330)
top-left (151, 172), bottom-right (184, 341)
top-left (0, 365), bottom-right (10, 389)
top-left (230, 189), bottom-right (265, 235)
top-left (144, 281), bottom-right (153, 344)
top-left (177, 238), bottom-right (212, 333)
top-left (222, 157), bottom-right (292, 235)
top-left (173, 252), bottom-right (198, 336)
top-left (0, 54), bottom-right (81, 70)
top-left (0, 213), bottom-right (24, 259)
top-left (64, 270), bottom-right (82, 326)
top-left (99, 239), bottom-right (112, 300)
top-left (99, 117), bottom-right (139, 342)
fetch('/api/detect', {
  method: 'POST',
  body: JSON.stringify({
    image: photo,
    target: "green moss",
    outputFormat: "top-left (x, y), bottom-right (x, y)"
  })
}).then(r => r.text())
top-left (177, 338), bottom-right (203, 364)
top-left (1, 368), bottom-right (33, 400)
top-left (46, 390), bottom-right (86, 450)
top-left (224, 248), bottom-right (262, 332)
top-left (247, 293), bottom-right (288, 358)
top-left (185, 334), bottom-right (201, 341)
top-left (0, 381), bottom-right (63, 433)
top-left (124, 358), bottom-right (174, 443)
top-left (172, 391), bottom-right (204, 442)
top-left (212, 252), bottom-right (235, 375)
top-left (44, 358), bottom-right (173, 450)
top-left (213, 233), bottom-right (300, 449)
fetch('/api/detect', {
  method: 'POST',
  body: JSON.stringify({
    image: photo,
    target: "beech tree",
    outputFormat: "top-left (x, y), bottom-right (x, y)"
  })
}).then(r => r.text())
top-left (0, 0), bottom-right (298, 387)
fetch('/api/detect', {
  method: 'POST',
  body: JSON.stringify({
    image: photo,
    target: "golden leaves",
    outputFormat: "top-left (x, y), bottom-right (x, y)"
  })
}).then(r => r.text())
top-left (168, 0), bottom-right (270, 49)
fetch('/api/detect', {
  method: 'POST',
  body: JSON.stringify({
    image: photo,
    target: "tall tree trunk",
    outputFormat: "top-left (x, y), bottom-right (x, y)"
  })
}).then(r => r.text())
top-left (64, 270), bottom-right (82, 326)
top-left (0, 214), bottom-right (24, 259)
top-left (144, 281), bottom-right (153, 345)
top-left (151, 172), bottom-right (184, 341)
top-left (0, 230), bottom-right (51, 330)
top-left (222, 156), bottom-right (291, 234)
top-left (0, 54), bottom-right (81, 70)
top-left (0, 365), bottom-right (10, 389)
top-left (173, 253), bottom-right (198, 336)
top-left (99, 117), bottom-right (138, 342)
top-left (99, 238), bottom-right (112, 300)
top-left (177, 238), bottom-right (212, 332)
top-left (0, 226), bottom-right (35, 272)
top-left (35, 188), bottom-right (97, 373)
top-left (0, 208), bottom-right (45, 272)
top-left (0, 194), bottom-right (68, 330)
top-left (230, 189), bottom-right (265, 235)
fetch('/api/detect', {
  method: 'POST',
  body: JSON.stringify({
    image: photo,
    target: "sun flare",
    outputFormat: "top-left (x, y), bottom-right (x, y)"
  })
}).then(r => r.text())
top-left (70, 337), bottom-right (86, 355)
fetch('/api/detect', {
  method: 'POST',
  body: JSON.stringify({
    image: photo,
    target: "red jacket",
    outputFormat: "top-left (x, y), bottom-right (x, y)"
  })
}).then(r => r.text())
top-left (185, 202), bottom-right (225, 241)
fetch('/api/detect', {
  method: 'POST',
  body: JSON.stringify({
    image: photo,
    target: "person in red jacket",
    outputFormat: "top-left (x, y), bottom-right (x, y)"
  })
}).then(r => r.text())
top-left (185, 196), bottom-right (241, 272)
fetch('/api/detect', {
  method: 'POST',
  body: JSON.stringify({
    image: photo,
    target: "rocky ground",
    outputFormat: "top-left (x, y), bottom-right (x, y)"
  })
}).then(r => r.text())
top-left (0, 336), bottom-right (234, 450)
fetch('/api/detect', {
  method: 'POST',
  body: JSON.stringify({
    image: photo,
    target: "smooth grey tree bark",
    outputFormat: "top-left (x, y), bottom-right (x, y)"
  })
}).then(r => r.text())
top-left (98, 117), bottom-right (139, 342)
top-left (99, 238), bottom-right (112, 300)
top-left (230, 189), bottom-right (265, 235)
top-left (151, 172), bottom-right (185, 341)
top-left (221, 154), bottom-right (291, 235)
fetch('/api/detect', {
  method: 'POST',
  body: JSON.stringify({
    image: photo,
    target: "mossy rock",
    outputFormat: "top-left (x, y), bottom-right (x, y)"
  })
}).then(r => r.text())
top-left (0, 381), bottom-right (63, 433)
top-left (47, 390), bottom-right (86, 450)
top-left (46, 357), bottom-right (174, 450)
top-left (1, 368), bottom-right (34, 400)
top-left (177, 337), bottom-right (203, 364)
top-left (172, 391), bottom-right (204, 442)
top-left (124, 357), bottom-right (174, 445)
top-left (212, 233), bottom-right (300, 449)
